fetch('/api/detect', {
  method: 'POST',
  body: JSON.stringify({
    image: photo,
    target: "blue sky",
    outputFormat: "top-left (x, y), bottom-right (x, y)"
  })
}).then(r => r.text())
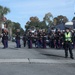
top-left (0, 0), bottom-right (75, 30)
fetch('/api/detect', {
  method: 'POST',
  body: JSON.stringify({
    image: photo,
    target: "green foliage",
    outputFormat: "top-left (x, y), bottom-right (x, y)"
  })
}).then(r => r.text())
top-left (12, 22), bottom-right (24, 36)
top-left (53, 15), bottom-right (68, 25)
top-left (43, 12), bottom-right (53, 27)
top-left (5, 20), bottom-right (24, 36)
top-left (5, 20), bottom-right (12, 28)
top-left (0, 5), bottom-right (10, 34)
top-left (0, 5), bottom-right (10, 21)
top-left (25, 16), bottom-right (50, 31)
top-left (25, 20), bottom-right (47, 31)
top-left (20, 28), bottom-right (24, 35)
top-left (72, 17), bottom-right (75, 20)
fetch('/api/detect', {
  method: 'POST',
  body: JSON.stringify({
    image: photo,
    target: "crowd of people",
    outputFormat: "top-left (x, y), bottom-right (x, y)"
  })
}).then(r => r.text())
top-left (1, 25), bottom-right (74, 59)
top-left (22, 28), bottom-right (74, 49)
top-left (1, 27), bottom-right (75, 49)
top-left (23, 28), bottom-right (74, 59)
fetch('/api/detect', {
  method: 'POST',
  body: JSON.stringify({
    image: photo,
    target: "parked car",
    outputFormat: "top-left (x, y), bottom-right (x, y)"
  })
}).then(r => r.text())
top-left (12, 37), bottom-right (16, 42)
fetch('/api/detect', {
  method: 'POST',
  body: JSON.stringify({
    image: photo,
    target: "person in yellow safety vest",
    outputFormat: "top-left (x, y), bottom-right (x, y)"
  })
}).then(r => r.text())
top-left (62, 28), bottom-right (74, 59)
top-left (65, 32), bottom-right (72, 42)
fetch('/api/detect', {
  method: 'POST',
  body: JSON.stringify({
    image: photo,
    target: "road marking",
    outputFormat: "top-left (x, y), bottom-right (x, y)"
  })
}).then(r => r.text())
top-left (0, 59), bottom-right (75, 64)
top-left (30, 59), bottom-right (75, 64)
top-left (0, 59), bottom-right (29, 63)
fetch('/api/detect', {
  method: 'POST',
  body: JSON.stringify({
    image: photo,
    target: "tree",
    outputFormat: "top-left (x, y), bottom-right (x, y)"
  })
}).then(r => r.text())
top-left (57, 15), bottom-right (68, 24)
top-left (0, 5), bottom-right (10, 33)
top-left (25, 16), bottom-right (40, 31)
top-left (5, 20), bottom-right (13, 40)
top-left (53, 17), bottom-right (58, 25)
top-left (12, 22), bottom-right (24, 36)
top-left (72, 17), bottom-right (75, 20)
top-left (20, 28), bottom-right (25, 35)
top-left (0, 6), bottom-right (10, 16)
top-left (43, 12), bottom-right (53, 27)
top-left (63, 16), bottom-right (68, 23)
top-left (30, 16), bottom-right (39, 22)
top-left (25, 14), bottom-right (53, 31)
top-left (53, 15), bottom-right (68, 25)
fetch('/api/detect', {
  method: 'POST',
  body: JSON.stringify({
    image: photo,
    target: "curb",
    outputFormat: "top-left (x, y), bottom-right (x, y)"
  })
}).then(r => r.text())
top-left (0, 59), bottom-right (75, 64)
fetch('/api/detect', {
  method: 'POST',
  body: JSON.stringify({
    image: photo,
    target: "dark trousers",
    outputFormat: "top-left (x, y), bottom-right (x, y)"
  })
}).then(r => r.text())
top-left (28, 40), bottom-right (32, 48)
top-left (23, 41), bottom-right (26, 47)
top-left (64, 42), bottom-right (73, 58)
top-left (3, 40), bottom-right (8, 48)
top-left (16, 40), bottom-right (21, 48)
top-left (42, 40), bottom-right (46, 48)
top-left (6, 40), bottom-right (8, 48)
top-left (23, 42), bottom-right (26, 47)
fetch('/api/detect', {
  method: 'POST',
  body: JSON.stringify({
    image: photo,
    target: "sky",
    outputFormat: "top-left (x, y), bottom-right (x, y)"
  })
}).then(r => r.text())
top-left (0, 0), bottom-right (75, 30)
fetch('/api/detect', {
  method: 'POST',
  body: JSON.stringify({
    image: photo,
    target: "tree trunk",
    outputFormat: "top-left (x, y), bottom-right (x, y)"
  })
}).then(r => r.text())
top-left (9, 27), bottom-right (12, 40)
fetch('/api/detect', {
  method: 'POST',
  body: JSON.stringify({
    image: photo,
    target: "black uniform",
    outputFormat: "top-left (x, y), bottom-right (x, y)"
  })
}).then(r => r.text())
top-left (23, 34), bottom-right (26, 47)
top-left (42, 32), bottom-right (46, 48)
top-left (15, 32), bottom-right (21, 48)
top-left (2, 29), bottom-right (8, 48)
top-left (27, 32), bottom-right (32, 48)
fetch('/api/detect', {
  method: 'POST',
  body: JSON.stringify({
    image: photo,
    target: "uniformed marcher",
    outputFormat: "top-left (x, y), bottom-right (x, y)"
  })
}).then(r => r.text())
top-left (22, 34), bottom-right (26, 47)
top-left (15, 29), bottom-right (21, 48)
top-left (2, 24), bottom-right (8, 49)
top-left (27, 30), bottom-right (32, 48)
top-left (62, 28), bottom-right (74, 59)
top-left (42, 30), bottom-right (46, 48)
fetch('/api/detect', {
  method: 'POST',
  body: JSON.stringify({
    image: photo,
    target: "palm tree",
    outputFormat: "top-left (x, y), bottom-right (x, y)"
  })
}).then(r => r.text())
top-left (0, 5), bottom-right (10, 33)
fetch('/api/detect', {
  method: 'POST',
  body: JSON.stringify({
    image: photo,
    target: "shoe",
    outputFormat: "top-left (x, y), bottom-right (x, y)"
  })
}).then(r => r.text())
top-left (2, 47), bottom-right (6, 49)
top-left (70, 57), bottom-right (74, 59)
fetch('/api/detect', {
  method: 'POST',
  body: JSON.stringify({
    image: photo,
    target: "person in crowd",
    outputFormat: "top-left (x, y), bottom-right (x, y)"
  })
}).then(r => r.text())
top-left (55, 29), bottom-right (61, 49)
top-left (50, 31), bottom-right (55, 48)
top-left (37, 30), bottom-right (43, 48)
top-left (15, 29), bottom-right (21, 48)
top-left (42, 29), bottom-right (47, 48)
top-left (34, 31), bottom-right (38, 48)
top-left (2, 24), bottom-right (8, 49)
top-left (27, 30), bottom-right (33, 48)
top-left (22, 34), bottom-right (26, 47)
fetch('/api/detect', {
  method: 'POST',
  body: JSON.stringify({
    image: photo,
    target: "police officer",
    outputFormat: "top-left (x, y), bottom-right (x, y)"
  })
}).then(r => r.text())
top-left (63, 28), bottom-right (74, 59)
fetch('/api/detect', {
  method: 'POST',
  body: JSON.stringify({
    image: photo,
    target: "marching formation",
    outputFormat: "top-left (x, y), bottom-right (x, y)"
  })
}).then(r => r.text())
top-left (0, 25), bottom-right (74, 59)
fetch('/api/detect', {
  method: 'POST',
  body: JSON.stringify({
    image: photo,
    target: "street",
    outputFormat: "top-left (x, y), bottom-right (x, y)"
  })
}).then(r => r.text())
top-left (0, 41), bottom-right (75, 75)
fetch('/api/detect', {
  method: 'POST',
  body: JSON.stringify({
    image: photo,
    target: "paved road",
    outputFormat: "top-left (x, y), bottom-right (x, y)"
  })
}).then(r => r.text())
top-left (0, 63), bottom-right (75, 75)
top-left (0, 41), bottom-right (75, 75)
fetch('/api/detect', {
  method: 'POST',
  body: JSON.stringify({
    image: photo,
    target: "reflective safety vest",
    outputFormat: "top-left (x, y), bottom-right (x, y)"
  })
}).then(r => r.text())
top-left (65, 32), bottom-right (72, 42)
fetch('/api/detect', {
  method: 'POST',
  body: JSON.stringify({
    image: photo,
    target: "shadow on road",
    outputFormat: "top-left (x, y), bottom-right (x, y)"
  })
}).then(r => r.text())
top-left (42, 54), bottom-right (64, 58)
